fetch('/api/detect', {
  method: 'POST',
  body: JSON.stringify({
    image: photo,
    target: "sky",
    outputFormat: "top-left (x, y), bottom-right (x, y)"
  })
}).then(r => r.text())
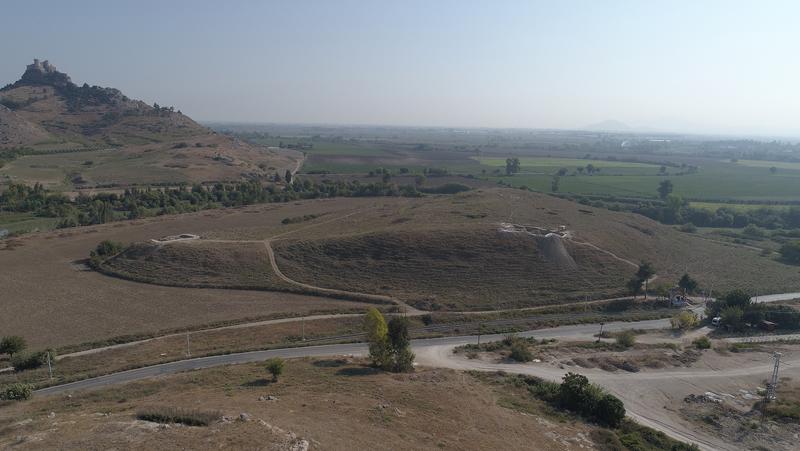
top-left (2, 0), bottom-right (799, 136)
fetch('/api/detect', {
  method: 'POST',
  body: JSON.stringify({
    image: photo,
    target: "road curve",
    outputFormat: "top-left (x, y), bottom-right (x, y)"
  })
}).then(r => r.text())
top-left (36, 318), bottom-right (668, 396)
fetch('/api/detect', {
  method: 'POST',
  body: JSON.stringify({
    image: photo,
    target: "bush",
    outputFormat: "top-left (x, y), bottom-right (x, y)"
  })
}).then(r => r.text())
top-left (95, 240), bottom-right (124, 257)
top-left (265, 357), bottom-right (285, 381)
top-left (0, 383), bottom-right (33, 401)
top-left (509, 342), bottom-right (533, 362)
top-left (596, 394), bottom-right (626, 428)
top-left (670, 311), bottom-right (699, 330)
top-left (11, 351), bottom-right (51, 371)
top-left (780, 241), bottom-right (800, 263)
top-left (615, 330), bottom-right (636, 348)
top-left (693, 336), bottom-right (711, 349)
top-left (137, 406), bottom-right (221, 426)
top-left (0, 335), bottom-right (26, 358)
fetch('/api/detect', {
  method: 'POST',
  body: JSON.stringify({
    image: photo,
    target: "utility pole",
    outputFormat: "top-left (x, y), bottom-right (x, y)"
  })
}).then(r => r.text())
top-left (302, 317), bottom-right (306, 341)
top-left (186, 332), bottom-right (191, 358)
top-left (596, 323), bottom-right (605, 343)
top-left (46, 351), bottom-right (53, 380)
top-left (766, 352), bottom-right (782, 401)
top-left (477, 324), bottom-right (482, 345)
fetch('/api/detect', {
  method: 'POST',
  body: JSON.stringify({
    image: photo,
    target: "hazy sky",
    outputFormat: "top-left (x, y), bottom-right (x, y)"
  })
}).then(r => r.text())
top-left (2, 1), bottom-right (799, 136)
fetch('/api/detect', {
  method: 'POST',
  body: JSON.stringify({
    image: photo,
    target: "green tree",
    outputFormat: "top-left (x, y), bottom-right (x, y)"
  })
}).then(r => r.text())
top-left (550, 176), bottom-right (560, 193)
top-left (636, 261), bottom-right (655, 297)
top-left (265, 357), bottom-right (285, 382)
top-left (505, 157), bottom-right (520, 176)
top-left (780, 241), bottom-right (800, 263)
top-left (364, 308), bottom-right (391, 369)
top-left (595, 394), bottom-right (626, 428)
top-left (678, 273), bottom-right (698, 294)
top-left (387, 317), bottom-right (415, 372)
top-left (720, 306), bottom-right (744, 331)
top-left (626, 277), bottom-right (643, 297)
top-left (284, 170), bottom-right (293, 185)
top-left (723, 289), bottom-right (752, 310)
top-left (559, 372), bottom-right (589, 410)
top-left (657, 179), bottom-right (674, 199)
top-left (0, 336), bottom-right (26, 359)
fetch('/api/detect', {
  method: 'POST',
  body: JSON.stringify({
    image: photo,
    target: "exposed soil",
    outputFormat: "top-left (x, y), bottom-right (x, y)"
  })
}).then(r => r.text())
top-left (0, 359), bottom-right (608, 450)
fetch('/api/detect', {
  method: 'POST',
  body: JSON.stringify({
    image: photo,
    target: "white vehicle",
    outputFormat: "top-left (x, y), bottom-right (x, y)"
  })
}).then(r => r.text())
top-left (711, 317), bottom-right (721, 327)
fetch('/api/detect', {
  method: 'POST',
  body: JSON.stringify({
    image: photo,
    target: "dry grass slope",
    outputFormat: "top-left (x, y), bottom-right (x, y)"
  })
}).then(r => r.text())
top-left (101, 241), bottom-right (290, 290)
top-left (274, 227), bottom-right (633, 310)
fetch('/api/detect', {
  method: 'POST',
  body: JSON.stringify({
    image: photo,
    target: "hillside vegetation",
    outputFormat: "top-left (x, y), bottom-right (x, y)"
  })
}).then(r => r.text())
top-left (274, 227), bottom-right (632, 310)
top-left (101, 241), bottom-right (290, 290)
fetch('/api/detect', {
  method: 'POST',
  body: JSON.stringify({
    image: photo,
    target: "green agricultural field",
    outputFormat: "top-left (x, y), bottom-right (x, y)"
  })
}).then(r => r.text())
top-left (0, 212), bottom-right (60, 234)
top-left (690, 202), bottom-right (794, 212)
top-left (475, 156), bottom-right (662, 176)
top-left (737, 159), bottom-right (800, 170)
top-left (492, 161), bottom-right (800, 202)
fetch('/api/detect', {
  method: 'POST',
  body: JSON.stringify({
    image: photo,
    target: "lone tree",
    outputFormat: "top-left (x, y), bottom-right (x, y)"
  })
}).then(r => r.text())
top-left (364, 309), bottom-right (414, 372)
top-left (678, 273), bottom-right (698, 295)
top-left (657, 179), bottom-right (674, 199)
top-left (265, 357), bottom-right (285, 382)
top-left (780, 241), bottom-right (800, 264)
top-left (636, 262), bottom-right (656, 298)
top-left (626, 277), bottom-right (644, 298)
top-left (364, 308), bottom-right (391, 369)
top-left (0, 336), bottom-right (26, 359)
top-left (284, 170), bottom-right (293, 185)
top-left (387, 317), bottom-right (415, 372)
top-left (505, 157), bottom-right (521, 176)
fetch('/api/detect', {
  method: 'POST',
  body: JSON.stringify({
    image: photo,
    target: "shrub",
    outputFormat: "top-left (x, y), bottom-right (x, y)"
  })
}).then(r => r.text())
top-left (693, 336), bottom-right (711, 349)
top-left (670, 311), bottom-right (699, 330)
top-left (421, 314), bottom-right (433, 326)
top-left (780, 241), bottom-right (800, 263)
top-left (137, 406), bottom-right (221, 426)
top-left (509, 342), bottom-right (533, 362)
top-left (615, 330), bottom-right (636, 348)
top-left (11, 351), bottom-right (49, 371)
top-left (0, 383), bottom-right (33, 401)
top-left (679, 223), bottom-right (697, 233)
top-left (596, 393), bottom-right (626, 427)
top-left (265, 357), bottom-right (285, 381)
top-left (0, 335), bottom-right (27, 358)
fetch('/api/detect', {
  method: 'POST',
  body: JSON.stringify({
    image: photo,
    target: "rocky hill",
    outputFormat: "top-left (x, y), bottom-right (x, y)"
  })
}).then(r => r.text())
top-left (0, 59), bottom-right (299, 188)
top-left (0, 59), bottom-right (206, 148)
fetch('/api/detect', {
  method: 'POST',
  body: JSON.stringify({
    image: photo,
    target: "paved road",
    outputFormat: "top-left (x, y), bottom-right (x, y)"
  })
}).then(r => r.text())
top-left (35, 318), bottom-right (667, 396)
top-left (30, 313), bottom-right (799, 449)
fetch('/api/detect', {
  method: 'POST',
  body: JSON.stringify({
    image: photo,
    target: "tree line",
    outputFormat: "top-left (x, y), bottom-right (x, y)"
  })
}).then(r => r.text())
top-left (0, 178), bottom-right (431, 232)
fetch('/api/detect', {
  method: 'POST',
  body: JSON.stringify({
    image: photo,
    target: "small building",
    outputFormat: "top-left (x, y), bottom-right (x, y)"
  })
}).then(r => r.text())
top-left (760, 320), bottom-right (777, 331)
top-left (669, 288), bottom-right (689, 307)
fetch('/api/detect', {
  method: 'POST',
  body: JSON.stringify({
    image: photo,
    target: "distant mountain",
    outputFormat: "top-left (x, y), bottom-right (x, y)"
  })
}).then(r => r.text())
top-left (582, 120), bottom-right (632, 132)
top-left (0, 59), bottom-right (298, 189)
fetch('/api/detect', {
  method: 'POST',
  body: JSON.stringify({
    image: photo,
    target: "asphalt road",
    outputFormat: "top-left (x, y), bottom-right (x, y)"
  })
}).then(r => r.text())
top-left (35, 318), bottom-right (667, 396)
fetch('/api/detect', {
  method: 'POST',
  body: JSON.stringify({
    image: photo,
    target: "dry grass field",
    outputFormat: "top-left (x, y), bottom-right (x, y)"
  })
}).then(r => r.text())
top-left (101, 240), bottom-right (290, 290)
top-left (0, 200), bottom-right (383, 349)
top-left (0, 359), bottom-right (606, 450)
top-left (3, 188), bottom-right (799, 349)
top-left (274, 227), bottom-right (632, 310)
